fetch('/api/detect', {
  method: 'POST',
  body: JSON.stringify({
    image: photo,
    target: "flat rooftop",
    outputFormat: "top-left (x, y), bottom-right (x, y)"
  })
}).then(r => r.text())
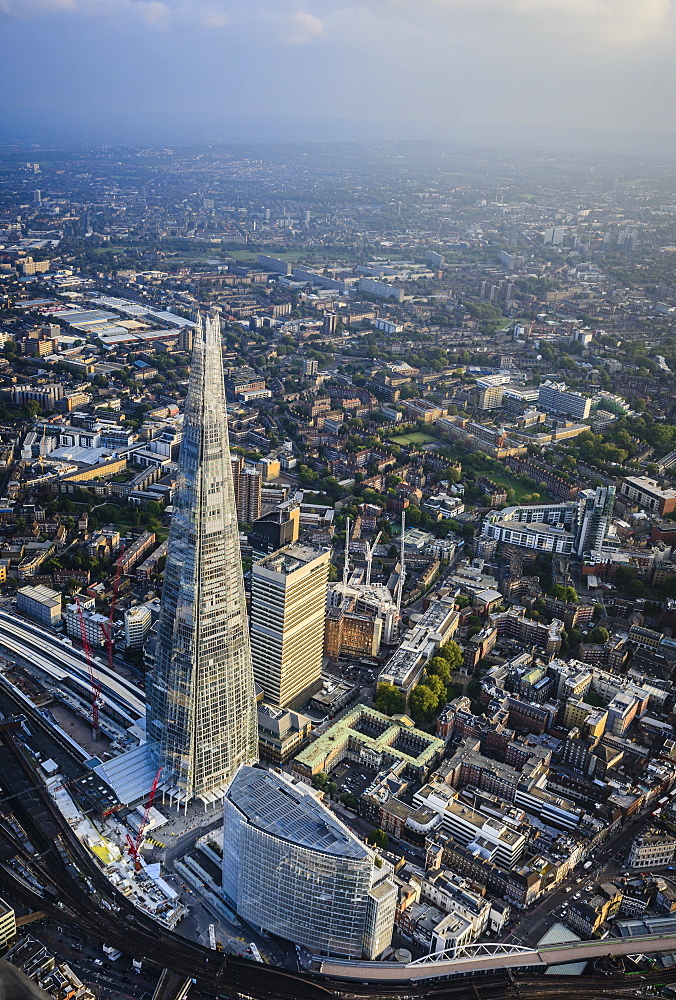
top-left (255, 542), bottom-right (327, 575)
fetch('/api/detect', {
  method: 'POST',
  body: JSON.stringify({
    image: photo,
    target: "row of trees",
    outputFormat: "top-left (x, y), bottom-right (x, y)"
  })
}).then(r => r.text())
top-left (374, 639), bottom-right (464, 728)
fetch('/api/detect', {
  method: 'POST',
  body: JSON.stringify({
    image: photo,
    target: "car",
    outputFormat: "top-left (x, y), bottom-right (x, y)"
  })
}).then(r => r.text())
top-left (574, 893), bottom-right (581, 899)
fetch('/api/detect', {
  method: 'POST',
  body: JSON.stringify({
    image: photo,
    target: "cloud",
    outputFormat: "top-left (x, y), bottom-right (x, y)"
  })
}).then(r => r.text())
top-left (364, 0), bottom-right (676, 47)
top-left (3, 0), bottom-right (672, 50)
top-left (282, 10), bottom-right (326, 44)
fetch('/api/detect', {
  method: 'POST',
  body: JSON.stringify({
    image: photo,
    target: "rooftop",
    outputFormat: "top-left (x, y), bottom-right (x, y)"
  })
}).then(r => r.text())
top-left (227, 766), bottom-right (368, 859)
top-left (255, 542), bottom-right (327, 576)
top-left (294, 704), bottom-right (444, 774)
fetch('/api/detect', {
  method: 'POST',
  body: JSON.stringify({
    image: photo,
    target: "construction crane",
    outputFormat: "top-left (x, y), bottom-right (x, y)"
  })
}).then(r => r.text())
top-left (75, 596), bottom-right (102, 742)
top-left (364, 531), bottom-right (382, 588)
top-left (105, 547), bottom-right (124, 674)
top-left (126, 767), bottom-right (162, 872)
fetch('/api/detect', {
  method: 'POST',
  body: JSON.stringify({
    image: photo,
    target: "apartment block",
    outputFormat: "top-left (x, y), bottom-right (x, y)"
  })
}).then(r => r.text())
top-left (619, 476), bottom-right (676, 516)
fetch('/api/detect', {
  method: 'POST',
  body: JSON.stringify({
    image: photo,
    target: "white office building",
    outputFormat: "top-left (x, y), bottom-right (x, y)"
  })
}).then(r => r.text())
top-left (538, 381), bottom-right (591, 421)
top-left (250, 543), bottom-right (330, 708)
top-left (17, 585), bottom-right (62, 627)
top-left (124, 605), bottom-right (152, 648)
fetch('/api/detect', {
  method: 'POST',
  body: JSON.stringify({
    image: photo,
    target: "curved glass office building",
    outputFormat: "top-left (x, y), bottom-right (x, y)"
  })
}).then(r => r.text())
top-left (222, 767), bottom-right (396, 959)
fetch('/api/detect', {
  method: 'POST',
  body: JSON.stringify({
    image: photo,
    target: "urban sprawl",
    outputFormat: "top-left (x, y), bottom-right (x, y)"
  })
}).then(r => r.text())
top-left (0, 143), bottom-right (675, 999)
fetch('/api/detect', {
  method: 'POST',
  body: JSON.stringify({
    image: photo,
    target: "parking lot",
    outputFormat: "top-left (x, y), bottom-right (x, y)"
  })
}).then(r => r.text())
top-left (329, 761), bottom-right (377, 798)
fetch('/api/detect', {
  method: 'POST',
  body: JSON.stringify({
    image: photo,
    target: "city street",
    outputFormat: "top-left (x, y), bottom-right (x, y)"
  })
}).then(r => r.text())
top-left (26, 921), bottom-right (160, 1000)
top-left (504, 807), bottom-right (656, 948)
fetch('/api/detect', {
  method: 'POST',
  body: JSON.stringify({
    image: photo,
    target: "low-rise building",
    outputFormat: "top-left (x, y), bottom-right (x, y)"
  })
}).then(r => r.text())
top-left (5, 934), bottom-right (93, 999)
top-left (565, 883), bottom-right (622, 937)
top-left (292, 704), bottom-right (444, 783)
top-left (629, 829), bottom-right (676, 869)
top-left (414, 784), bottom-right (527, 869)
top-left (0, 898), bottom-right (15, 948)
top-left (378, 597), bottom-right (459, 694)
top-left (17, 584), bottom-right (62, 626)
top-left (65, 599), bottom-right (108, 647)
top-left (257, 703), bottom-right (312, 764)
top-left (619, 476), bottom-right (676, 516)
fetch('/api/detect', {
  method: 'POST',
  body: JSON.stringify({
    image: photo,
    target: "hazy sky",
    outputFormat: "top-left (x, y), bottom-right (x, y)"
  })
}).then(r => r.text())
top-left (0, 0), bottom-right (675, 142)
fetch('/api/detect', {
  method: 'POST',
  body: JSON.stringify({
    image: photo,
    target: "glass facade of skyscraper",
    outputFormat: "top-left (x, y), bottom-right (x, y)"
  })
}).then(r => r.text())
top-left (222, 767), bottom-right (396, 959)
top-left (146, 313), bottom-right (258, 803)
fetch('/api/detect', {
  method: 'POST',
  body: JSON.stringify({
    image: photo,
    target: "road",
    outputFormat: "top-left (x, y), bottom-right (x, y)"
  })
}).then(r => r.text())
top-left (504, 807), bottom-right (655, 948)
top-left (2, 709), bottom-right (676, 1000)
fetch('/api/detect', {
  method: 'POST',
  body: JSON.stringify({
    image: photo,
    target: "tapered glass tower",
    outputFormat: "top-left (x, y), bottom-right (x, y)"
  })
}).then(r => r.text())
top-left (146, 313), bottom-right (258, 803)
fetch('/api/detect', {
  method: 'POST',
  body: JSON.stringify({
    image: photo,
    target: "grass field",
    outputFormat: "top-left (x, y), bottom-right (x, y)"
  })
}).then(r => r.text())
top-left (387, 431), bottom-right (437, 446)
top-left (487, 471), bottom-right (550, 503)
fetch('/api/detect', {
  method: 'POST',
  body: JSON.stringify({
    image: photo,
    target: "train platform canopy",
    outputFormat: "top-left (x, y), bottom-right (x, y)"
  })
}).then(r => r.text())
top-left (538, 922), bottom-right (587, 975)
top-left (91, 743), bottom-right (158, 807)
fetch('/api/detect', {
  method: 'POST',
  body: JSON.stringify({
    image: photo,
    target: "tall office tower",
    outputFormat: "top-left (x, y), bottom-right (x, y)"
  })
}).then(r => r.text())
top-left (576, 485), bottom-right (616, 556)
top-left (223, 766), bottom-right (397, 959)
top-left (146, 313), bottom-right (258, 804)
top-left (250, 543), bottom-right (330, 709)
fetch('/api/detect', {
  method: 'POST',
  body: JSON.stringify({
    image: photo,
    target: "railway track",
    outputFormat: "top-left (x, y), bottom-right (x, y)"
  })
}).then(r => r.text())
top-left (1, 706), bottom-right (676, 999)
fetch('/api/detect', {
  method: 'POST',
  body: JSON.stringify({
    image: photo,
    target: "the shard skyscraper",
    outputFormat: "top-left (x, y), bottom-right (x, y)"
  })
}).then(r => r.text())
top-left (146, 313), bottom-right (258, 804)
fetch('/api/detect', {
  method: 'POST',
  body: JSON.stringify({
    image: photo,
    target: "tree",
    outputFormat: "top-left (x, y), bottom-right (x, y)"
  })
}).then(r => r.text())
top-left (298, 464), bottom-right (319, 486)
top-left (25, 400), bottom-right (40, 419)
top-left (374, 683), bottom-right (404, 716)
top-left (339, 792), bottom-right (358, 810)
top-left (549, 584), bottom-right (577, 604)
top-left (588, 626), bottom-right (609, 645)
top-left (439, 640), bottom-right (463, 669)
top-left (367, 828), bottom-right (389, 851)
top-left (424, 673), bottom-right (446, 702)
top-left (427, 657), bottom-right (452, 684)
top-left (409, 683), bottom-right (440, 726)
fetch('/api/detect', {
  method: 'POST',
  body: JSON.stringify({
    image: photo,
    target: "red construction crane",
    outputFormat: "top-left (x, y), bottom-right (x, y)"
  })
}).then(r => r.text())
top-left (106, 546), bottom-right (124, 674)
top-left (126, 767), bottom-right (162, 871)
top-left (74, 595), bottom-right (103, 741)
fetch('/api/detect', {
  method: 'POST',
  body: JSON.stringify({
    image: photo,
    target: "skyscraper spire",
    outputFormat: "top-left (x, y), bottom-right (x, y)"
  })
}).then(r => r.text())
top-left (146, 312), bottom-right (257, 805)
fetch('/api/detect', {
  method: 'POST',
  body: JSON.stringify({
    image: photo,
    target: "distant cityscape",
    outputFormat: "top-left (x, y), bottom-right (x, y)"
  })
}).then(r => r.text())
top-left (0, 140), bottom-right (675, 1000)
